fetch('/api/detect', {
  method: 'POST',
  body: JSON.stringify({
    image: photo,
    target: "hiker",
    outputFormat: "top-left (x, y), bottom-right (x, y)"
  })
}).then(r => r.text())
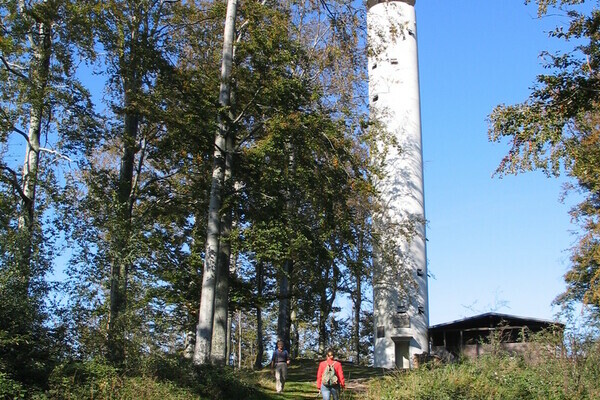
top-left (270, 339), bottom-right (290, 393)
top-left (316, 348), bottom-right (345, 400)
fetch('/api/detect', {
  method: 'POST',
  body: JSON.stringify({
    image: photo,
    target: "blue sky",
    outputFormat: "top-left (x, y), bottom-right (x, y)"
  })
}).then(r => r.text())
top-left (416, 1), bottom-right (581, 325)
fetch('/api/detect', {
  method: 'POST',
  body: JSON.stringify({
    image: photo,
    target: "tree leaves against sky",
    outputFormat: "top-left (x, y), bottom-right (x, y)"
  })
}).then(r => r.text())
top-left (489, 0), bottom-right (600, 320)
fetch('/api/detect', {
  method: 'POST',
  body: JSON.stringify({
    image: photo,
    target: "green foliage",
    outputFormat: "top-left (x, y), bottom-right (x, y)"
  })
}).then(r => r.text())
top-left (0, 371), bottom-right (26, 399)
top-left (1, 0), bottom-right (99, 391)
top-left (43, 356), bottom-right (266, 400)
top-left (366, 335), bottom-right (600, 400)
top-left (3, 0), bottom-right (375, 389)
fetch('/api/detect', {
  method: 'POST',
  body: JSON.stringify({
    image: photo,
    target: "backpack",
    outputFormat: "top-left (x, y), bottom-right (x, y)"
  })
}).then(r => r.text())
top-left (321, 362), bottom-right (338, 386)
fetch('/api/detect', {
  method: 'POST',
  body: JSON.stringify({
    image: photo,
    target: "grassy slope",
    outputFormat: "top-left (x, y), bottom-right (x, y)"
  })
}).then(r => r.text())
top-left (254, 359), bottom-right (385, 400)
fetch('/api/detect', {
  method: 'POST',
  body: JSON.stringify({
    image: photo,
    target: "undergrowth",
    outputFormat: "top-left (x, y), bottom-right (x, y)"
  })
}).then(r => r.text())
top-left (366, 337), bottom-right (600, 400)
top-left (0, 354), bottom-right (265, 400)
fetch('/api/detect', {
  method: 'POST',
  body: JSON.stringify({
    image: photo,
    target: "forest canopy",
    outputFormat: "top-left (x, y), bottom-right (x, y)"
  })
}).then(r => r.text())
top-left (0, 0), bottom-right (383, 394)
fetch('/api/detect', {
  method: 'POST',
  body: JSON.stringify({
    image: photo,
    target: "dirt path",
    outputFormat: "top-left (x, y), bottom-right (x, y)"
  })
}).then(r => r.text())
top-left (344, 377), bottom-right (370, 396)
top-left (257, 359), bottom-right (385, 399)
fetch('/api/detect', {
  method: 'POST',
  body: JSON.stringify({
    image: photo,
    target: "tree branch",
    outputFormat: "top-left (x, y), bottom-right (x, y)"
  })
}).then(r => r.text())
top-left (232, 87), bottom-right (262, 125)
top-left (0, 55), bottom-right (29, 81)
top-left (129, 135), bottom-right (147, 215)
top-left (0, 164), bottom-right (27, 202)
top-left (39, 147), bottom-right (72, 163)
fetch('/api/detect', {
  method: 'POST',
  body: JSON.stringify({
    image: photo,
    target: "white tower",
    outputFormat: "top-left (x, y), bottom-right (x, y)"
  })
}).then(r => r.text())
top-left (368, 0), bottom-right (429, 369)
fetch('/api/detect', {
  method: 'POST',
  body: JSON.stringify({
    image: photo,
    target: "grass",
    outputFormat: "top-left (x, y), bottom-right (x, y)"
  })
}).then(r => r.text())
top-left (254, 359), bottom-right (386, 400)
top-left (9, 343), bottom-right (600, 399)
top-left (364, 351), bottom-right (600, 400)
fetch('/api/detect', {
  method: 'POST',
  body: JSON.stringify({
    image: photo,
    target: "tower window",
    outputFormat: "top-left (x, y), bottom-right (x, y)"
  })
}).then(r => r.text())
top-left (372, 63), bottom-right (377, 69)
top-left (372, 94), bottom-right (379, 102)
top-left (417, 268), bottom-right (424, 277)
top-left (377, 326), bottom-right (385, 338)
top-left (418, 305), bottom-right (425, 315)
top-left (397, 299), bottom-right (408, 314)
top-left (390, 58), bottom-right (398, 65)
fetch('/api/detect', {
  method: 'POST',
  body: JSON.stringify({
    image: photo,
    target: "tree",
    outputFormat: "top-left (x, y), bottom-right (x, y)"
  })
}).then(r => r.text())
top-left (63, 0), bottom-right (207, 366)
top-left (194, 0), bottom-right (238, 366)
top-left (488, 0), bottom-right (600, 319)
top-left (0, 0), bottom-right (97, 387)
top-left (63, 2), bottom-right (217, 360)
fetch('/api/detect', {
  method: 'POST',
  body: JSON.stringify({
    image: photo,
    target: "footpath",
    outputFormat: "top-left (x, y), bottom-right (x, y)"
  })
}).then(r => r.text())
top-left (257, 359), bottom-right (385, 399)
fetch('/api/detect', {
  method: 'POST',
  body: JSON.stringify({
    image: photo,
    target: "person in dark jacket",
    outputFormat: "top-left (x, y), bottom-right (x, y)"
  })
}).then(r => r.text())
top-left (270, 339), bottom-right (290, 393)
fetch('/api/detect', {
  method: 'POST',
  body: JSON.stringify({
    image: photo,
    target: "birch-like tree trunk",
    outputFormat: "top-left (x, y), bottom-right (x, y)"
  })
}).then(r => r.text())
top-left (194, 0), bottom-right (238, 365)
top-left (16, 2), bottom-right (51, 291)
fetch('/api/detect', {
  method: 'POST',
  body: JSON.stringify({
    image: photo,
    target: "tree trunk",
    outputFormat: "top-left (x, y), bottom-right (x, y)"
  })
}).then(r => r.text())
top-left (226, 248), bottom-right (238, 365)
top-left (290, 309), bottom-right (299, 359)
top-left (194, 0), bottom-right (237, 365)
top-left (353, 228), bottom-right (365, 364)
top-left (277, 260), bottom-right (292, 350)
top-left (226, 312), bottom-right (232, 365)
top-left (353, 275), bottom-right (362, 364)
top-left (253, 262), bottom-right (264, 370)
top-left (238, 310), bottom-right (242, 369)
top-left (16, 10), bottom-right (51, 294)
top-left (106, 17), bottom-right (143, 362)
top-left (210, 213), bottom-right (230, 365)
top-left (318, 308), bottom-right (328, 355)
top-left (183, 329), bottom-right (195, 359)
top-left (277, 144), bottom-right (296, 351)
top-left (107, 96), bottom-right (139, 366)
top-left (318, 262), bottom-right (338, 354)
top-left (211, 123), bottom-right (235, 365)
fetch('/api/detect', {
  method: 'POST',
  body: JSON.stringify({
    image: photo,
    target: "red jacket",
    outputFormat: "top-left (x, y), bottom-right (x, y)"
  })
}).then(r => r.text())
top-left (316, 359), bottom-right (345, 389)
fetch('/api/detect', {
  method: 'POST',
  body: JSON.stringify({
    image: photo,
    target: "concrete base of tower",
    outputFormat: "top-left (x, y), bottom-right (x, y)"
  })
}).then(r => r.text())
top-left (374, 334), bottom-right (427, 369)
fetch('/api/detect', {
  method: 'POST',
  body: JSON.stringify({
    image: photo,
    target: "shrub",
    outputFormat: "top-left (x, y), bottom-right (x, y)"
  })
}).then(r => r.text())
top-left (365, 336), bottom-right (600, 400)
top-left (0, 371), bottom-right (26, 399)
top-left (43, 356), bottom-right (266, 400)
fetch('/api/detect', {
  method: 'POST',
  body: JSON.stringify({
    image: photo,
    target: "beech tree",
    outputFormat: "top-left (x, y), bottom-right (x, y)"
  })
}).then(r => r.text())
top-left (489, 0), bottom-right (600, 319)
top-left (194, 0), bottom-right (238, 366)
top-left (188, 0), bottom-right (375, 365)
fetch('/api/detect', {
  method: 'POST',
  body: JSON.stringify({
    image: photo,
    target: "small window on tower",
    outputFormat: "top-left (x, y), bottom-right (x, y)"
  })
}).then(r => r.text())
top-left (377, 326), bottom-right (385, 338)
top-left (397, 300), bottom-right (408, 314)
top-left (390, 58), bottom-right (398, 65)
top-left (372, 62), bottom-right (377, 69)
top-left (417, 268), bottom-right (424, 277)
top-left (373, 94), bottom-right (379, 102)
top-left (418, 305), bottom-right (425, 315)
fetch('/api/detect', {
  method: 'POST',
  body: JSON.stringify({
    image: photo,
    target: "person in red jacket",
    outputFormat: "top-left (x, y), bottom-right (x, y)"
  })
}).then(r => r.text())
top-left (316, 348), bottom-right (345, 400)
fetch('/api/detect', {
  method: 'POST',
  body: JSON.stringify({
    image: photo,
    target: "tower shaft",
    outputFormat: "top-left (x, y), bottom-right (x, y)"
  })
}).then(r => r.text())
top-left (368, 0), bottom-right (429, 369)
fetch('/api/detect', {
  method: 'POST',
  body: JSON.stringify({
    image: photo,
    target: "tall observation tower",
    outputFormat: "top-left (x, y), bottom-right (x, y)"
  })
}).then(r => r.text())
top-left (368, 0), bottom-right (429, 369)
